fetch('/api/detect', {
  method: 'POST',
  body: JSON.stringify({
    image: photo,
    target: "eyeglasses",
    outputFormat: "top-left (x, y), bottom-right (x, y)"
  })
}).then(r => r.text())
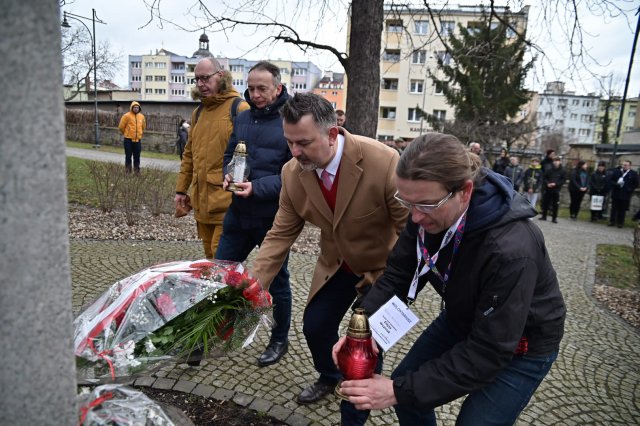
top-left (194, 72), bottom-right (218, 84)
top-left (394, 191), bottom-right (454, 213)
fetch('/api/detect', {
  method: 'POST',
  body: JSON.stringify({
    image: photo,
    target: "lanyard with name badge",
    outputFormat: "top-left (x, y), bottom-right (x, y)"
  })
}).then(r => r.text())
top-left (407, 211), bottom-right (466, 310)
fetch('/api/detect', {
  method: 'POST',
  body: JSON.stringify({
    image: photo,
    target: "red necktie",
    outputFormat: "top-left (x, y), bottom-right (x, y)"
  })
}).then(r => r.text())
top-left (321, 169), bottom-right (332, 190)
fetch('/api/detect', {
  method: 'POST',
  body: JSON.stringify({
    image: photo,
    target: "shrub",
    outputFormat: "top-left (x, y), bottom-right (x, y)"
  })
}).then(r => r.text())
top-left (144, 165), bottom-right (177, 216)
top-left (85, 161), bottom-right (125, 212)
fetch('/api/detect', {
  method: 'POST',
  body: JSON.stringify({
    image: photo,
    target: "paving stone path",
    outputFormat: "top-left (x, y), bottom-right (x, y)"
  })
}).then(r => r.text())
top-left (71, 219), bottom-right (639, 425)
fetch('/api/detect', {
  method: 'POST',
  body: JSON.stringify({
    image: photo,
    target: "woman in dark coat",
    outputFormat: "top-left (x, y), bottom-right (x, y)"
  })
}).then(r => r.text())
top-left (568, 160), bottom-right (589, 219)
top-left (176, 119), bottom-right (189, 160)
top-left (588, 161), bottom-right (609, 221)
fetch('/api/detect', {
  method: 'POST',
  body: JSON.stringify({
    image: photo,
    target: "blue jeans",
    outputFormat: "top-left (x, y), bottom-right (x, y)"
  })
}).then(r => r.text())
top-left (123, 138), bottom-right (141, 172)
top-left (393, 312), bottom-right (558, 425)
top-left (215, 210), bottom-right (291, 342)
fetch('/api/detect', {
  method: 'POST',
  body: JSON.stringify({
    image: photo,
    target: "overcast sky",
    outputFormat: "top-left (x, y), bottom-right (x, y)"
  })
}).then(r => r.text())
top-left (61, 0), bottom-right (639, 97)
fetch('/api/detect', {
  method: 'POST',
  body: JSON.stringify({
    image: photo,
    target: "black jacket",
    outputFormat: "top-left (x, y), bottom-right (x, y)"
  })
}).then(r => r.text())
top-left (569, 168), bottom-right (589, 193)
top-left (223, 87), bottom-right (292, 222)
top-left (588, 170), bottom-right (609, 196)
top-left (359, 170), bottom-right (566, 410)
top-left (610, 167), bottom-right (639, 201)
top-left (523, 166), bottom-right (543, 192)
top-left (543, 165), bottom-right (566, 193)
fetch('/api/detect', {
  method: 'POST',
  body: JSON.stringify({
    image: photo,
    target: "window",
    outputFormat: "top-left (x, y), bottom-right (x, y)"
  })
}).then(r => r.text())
top-left (382, 78), bottom-right (398, 90)
top-left (581, 114), bottom-right (593, 122)
top-left (410, 80), bottom-right (424, 94)
top-left (321, 90), bottom-right (327, 95)
top-left (559, 98), bottom-right (567, 105)
top-left (230, 65), bottom-right (244, 72)
top-left (293, 68), bottom-right (307, 76)
top-left (583, 100), bottom-right (592, 107)
top-left (408, 108), bottom-right (421, 122)
top-left (412, 50), bottom-right (427, 64)
top-left (154, 75), bottom-right (166, 82)
top-left (171, 89), bottom-right (185, 96)
top-left (436, 51), bottom-right (452, 65)
top-left (154, 88), bottom-right (166, 94)
top-left (144, 62), bottom-right (153, 68)
top-left (292, 82), bottom-right (307, 90)
top-left (386, 20), bottom-right (403, 33)
top-left (171, 75), bottom-right (185, 83)
top-left (433, 110), bottom-right (446, 121)
top-left (555, 119), bottom-right (564, 126)
top-left (380, 107), bottom-right (396, 119)
top-left (570, 113), bottom-right (577, 120)
top-left (567, 128), bottom-right (576, 134)
top-left (383, 49), bottom-right (401, 62)
top-left (579, 129), bottom-right (591, 136)
top-left (415, 20), bottom-right (429, 34)
top-left (171, 63), bottom-right (185, 70)
top-left (131, 75), bottom-right (141, 82)
top-left (506, 26), bottom-right (517, 38)
top-left (131, 62), bottom-right (141, 68)
top-left (232, 79), bottom-right (244, 86)
top-left (544, 112), bottom-right (553, 119)
top-left (280, 68), bottom-right (289, 75)
top-left (145, 88), bottom-right (152, 94)
top-left (154, 62), bottom-right (166, 69)
top-left (441, 21), bottom-right (455, 36)
top-left (466, 22), bottom-right (481, 35)
top-left (145, 75), bottom-right (153, 81)
top-left (434, 80), bottom-right (447, 95)
top-left (331, 102), bottom-right (337, 108)
top-left (332, 91), bottom-right (338, 96)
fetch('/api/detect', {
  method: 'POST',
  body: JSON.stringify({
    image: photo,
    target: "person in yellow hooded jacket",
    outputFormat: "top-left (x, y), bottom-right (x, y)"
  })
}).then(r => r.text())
top-left (118, 101), bottom-right (146, 173)
top-left (174, 57), bottom-right (249, 259)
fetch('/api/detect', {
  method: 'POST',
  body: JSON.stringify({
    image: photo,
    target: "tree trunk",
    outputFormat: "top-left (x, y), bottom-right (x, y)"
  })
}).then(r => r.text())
top-left (345, 0), bottom-right (383, 139)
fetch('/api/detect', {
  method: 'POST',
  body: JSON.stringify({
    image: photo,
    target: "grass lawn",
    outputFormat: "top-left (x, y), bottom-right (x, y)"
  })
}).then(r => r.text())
top-left (596, 244), bottom-right (640, 291)
top-left (66, 140), bottom-right (179, 161)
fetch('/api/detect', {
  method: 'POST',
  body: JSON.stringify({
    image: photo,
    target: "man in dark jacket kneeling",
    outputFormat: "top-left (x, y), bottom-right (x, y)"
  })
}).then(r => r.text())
top-left (334, 133), bottom-right (566, 426)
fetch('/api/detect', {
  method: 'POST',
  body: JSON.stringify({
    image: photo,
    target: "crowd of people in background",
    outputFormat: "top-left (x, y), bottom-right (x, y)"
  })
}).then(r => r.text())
top-left (470, 144), bottom-right (640, 226)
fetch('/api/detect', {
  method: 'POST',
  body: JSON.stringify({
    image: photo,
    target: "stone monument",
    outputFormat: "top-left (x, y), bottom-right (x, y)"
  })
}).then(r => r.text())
top-left (0, 1), bottom-right (77, 424)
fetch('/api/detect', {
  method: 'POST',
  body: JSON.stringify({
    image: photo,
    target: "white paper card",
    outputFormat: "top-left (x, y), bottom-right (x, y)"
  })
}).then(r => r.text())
top-left (369, 295), bottom-right (419, 352)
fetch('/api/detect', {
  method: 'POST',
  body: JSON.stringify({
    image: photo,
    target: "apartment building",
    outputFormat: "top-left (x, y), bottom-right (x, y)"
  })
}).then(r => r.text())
top-left (537, 81), bottom-right (600, 145)
top-left (312, 71), bottom-right (345, 110)
top-left (128, 33), bottom-right (321, 101)
top-left (595, 96), bottom-right (638, 144)
top-left (373, 4), bottom-right (530, 142)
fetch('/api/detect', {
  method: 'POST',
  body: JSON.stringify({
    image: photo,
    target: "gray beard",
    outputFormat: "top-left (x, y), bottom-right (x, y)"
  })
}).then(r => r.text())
top-left (297, 161), bottom-right (319, 172)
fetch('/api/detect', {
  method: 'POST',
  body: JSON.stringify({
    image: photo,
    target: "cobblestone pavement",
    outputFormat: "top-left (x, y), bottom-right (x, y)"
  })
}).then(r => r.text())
top-left (71, 219), bottom-right (639, 425)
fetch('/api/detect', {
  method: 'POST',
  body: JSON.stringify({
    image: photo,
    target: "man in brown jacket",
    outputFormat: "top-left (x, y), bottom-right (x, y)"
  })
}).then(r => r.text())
top-left (174, 57), bottom-right (248, 258)
top-left (250, 93), bottom-right (408, 419)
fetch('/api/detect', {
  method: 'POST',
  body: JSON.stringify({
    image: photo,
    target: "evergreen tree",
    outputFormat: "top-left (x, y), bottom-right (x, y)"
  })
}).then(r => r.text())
top-left (426, 12), bottom-right (534, 149)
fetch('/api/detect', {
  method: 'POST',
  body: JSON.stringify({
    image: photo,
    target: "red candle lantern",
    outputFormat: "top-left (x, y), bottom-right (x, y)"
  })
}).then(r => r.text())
top-left (335, 308), bottom-right (377, 400)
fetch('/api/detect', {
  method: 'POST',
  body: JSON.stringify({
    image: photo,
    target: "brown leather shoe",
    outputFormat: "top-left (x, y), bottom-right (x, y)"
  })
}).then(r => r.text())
top-left (297, 381), bottom-right (335, 404)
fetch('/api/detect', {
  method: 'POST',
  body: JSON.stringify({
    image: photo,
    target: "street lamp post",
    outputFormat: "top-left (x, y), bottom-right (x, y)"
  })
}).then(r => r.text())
top-left (62, 9), bottom-right (105, 148)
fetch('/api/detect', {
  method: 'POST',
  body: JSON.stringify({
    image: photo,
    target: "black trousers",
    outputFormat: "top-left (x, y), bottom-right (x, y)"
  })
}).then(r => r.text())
top-left (569, 190), bottom-right (586, 218)
top-left (541, 190), bottom-right (560, 220)
top-left (610, 198), bottom-right (630, 226)
top-left (123, 138), bottom-right (142, 172)
top-left (302, 267), bottom-right (361, 385)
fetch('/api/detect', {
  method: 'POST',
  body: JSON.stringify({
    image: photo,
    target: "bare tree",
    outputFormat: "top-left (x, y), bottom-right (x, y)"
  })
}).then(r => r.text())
top-left (139, 0), bottom-right (636, 138)
top-left (61, 25), bottom-right (122, 101)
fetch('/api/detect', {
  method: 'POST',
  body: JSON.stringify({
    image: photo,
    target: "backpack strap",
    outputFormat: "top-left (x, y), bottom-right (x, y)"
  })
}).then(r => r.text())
top-left (193, 97), bottom-right (242, 126)
top-left (194, 104), bottom-right (204, 125)
top-left (230, 97), bottom-right (242, 124)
